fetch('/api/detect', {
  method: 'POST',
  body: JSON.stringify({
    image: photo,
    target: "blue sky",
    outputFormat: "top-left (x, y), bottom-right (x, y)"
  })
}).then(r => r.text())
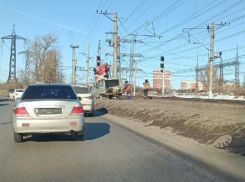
top-left (0, 0), bottom-right (245, 89)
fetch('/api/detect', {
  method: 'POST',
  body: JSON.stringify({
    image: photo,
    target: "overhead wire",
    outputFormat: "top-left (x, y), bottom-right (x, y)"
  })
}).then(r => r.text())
top-left (122, 0), bottom-right (149, 25)
top-left (136, 0), bottom-right (244, 56)
top-left (72, 0), bottom-right (103, 44)
top-left (79, 0), bottom-right (110, 52)
top-left (81, 0), bottom-right (114, 55)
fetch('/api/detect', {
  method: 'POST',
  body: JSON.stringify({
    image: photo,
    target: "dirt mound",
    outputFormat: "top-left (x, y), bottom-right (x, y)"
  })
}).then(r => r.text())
top-left (95, 99), bottom-right (245, 153)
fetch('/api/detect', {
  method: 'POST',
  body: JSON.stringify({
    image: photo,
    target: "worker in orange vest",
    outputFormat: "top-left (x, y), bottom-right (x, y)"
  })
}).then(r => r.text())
top-left (143, 79), bottom-right (149, 97)
top-left (124, 81), bottom-right (131, 100)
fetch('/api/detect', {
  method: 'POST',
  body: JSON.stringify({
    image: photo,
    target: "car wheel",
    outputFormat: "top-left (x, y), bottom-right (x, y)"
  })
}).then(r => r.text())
top-left (88, 113), bottom-right (93, 117)
top-left (89, 110), bottom-right (94, 117)
top-left (14, 132), bottom-right (23, 143)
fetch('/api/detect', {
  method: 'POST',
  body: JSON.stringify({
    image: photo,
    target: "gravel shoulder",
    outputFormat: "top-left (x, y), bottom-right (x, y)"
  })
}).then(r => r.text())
top-left (95, 98), bottom-right (245, 155)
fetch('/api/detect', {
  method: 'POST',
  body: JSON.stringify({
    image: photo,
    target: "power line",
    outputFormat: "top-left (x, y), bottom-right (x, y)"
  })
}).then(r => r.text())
top-left (122, 0), bottom-right (149, 24)
top-left (72, 0), bottom-right (104, 44)
top-left (136, 0), bottom-right (244, 56)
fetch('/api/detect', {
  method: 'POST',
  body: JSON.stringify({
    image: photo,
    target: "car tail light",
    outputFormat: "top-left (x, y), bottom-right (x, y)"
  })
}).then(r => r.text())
top-left (14, 107), bottom-right (29, 116)
top-left (85, 96), bottom-right (93, 100)
top-left (15, 93), bottom-right (18, 96)
top-left (71, 106), bottom-right (83, 115)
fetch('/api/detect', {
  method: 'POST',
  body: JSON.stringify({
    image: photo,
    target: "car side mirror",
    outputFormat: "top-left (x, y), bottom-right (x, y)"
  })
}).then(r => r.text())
top-left (78, 97), bottom-right (82, 101)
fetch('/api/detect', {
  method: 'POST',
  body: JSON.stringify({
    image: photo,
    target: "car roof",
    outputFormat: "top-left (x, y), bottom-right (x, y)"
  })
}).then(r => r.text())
top-left (28, 83), bottom-right (69, 87)
top-left (73, 85), bottom-right (88, 88)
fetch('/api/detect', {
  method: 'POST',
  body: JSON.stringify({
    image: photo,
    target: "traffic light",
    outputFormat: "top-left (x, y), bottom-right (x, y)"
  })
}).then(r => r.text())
top-left (96, 56), bottom-right (101, 66)
top-left (160, 56), bottom-right (164, 70)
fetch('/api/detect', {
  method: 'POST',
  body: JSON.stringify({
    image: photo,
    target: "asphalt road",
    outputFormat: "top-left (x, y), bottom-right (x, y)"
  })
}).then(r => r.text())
top-left (0, 95), bottom-right (237, 182)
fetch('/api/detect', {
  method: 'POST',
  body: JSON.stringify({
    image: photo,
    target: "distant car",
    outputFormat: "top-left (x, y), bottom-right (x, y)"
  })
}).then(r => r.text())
top-left (8, 89), bottom-right (15, 100)
top-left (13, 83), bottom-right (85, 143)
top-left (7, 89), bottom-right (14, 97)
top-left (13, 89), bottom-right (24, 101)
top-left (9, 89), bottom-right (24, 101)
top-left (73, 86), bottom-right (94, 117)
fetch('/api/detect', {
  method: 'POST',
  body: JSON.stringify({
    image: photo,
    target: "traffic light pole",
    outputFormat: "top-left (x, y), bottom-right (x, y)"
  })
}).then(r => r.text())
top-left (160, 56), bottom-right (165, 96)
top-left (162, 69), bottom-right (165, 96)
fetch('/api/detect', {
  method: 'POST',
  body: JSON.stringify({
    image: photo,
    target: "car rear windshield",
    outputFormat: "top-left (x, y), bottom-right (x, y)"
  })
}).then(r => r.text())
top-left (21, 85), bottom-right (77, 100)
top-left (16, 89), bottom-right (24, 92)
top-left (105, 80), bottom-right (119, 88)
top-left (73, 87), bottom-right (89, 94)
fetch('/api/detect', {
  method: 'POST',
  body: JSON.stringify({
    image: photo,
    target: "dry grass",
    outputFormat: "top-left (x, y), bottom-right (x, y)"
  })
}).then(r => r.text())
top-left (95, 99), bottom-right (245, 151)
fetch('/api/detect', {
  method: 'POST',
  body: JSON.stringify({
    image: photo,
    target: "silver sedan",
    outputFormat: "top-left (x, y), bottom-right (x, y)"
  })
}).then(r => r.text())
top-left (13, 84), bottom-right (85, 143)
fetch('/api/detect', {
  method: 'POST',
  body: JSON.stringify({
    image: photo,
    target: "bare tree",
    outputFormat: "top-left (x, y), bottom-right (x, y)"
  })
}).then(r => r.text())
top-left (43, 49), bottom-right (61, 83)
top-left (199, 68), bottom-right (218, 92)
top-left (27, 33), bottom-right (61, 83)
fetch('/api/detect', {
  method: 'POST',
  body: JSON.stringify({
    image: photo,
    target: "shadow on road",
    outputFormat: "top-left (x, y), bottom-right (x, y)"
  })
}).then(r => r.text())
top-left (94, 107), bottom-right (108, 117)
top-left (84, 122), bottom-right (110, 141)
top-left (0, 104), bottom-right (8, 107)
top-left (24, 134), bottom-right (76, 142)
top-left (0, 98), bottom-right (8, 102)
top-left (23, 122), bottom-right (110, 142)
top-left (0, 121), bottom-right (12, 125)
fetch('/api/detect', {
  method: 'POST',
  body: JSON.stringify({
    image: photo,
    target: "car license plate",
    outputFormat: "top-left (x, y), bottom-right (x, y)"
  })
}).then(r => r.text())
top-left (37, 108), bottom-right (62, 114)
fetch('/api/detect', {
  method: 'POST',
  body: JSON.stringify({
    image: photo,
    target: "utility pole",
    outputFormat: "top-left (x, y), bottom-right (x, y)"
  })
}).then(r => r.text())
top-left (106, 37), bottom-right (143, 81)
top-left (130, 37), bottom-right (136, 84)
top-left (1, 24), bottom-right (26, 82)
top-left (19, 50), bottom-right (30, 74)
top-left (113, 12), bottom-right (118, 78)
top-left (133, 60), bottom-right (137, 96)
top-left (96, 11), bottom-right (118, 78)
top-left (118, 36), bottom-right (121, 79)
top-left (235, 44), bottom-right (239, 90)
top-left (208, 22), bottom-right (214, 99)
top-left (219, 57), bottom-right (224, 94)
top-left (70, 45), bottom-right (79, 84)
top-left (182, 22), bottom-right (229, 98)
top-left (86, 44), bottom-right (90, 85)
top-left (195, 52), bottom-right (199, 98)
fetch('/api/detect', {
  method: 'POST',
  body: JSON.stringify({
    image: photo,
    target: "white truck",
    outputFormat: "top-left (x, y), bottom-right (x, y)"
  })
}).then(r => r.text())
top-left (91, 78), bottom-right (123, 99)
